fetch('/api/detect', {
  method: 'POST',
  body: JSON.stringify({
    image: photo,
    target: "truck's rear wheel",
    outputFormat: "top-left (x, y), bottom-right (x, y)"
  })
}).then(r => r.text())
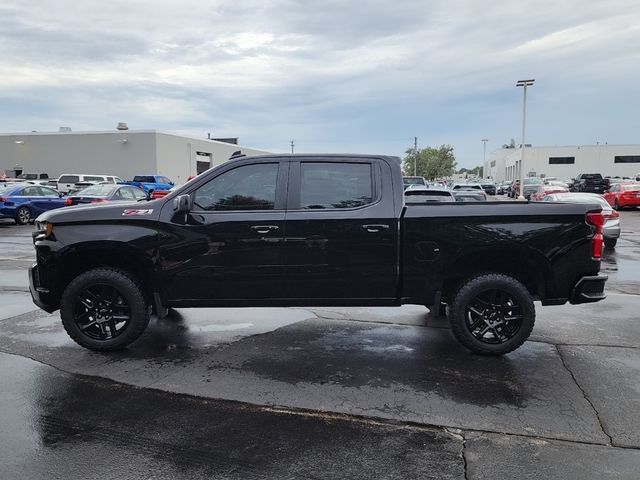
top-left (449, 274), bottom-right (535, 355)
top-left (60, 268), bottom-right (150, 351)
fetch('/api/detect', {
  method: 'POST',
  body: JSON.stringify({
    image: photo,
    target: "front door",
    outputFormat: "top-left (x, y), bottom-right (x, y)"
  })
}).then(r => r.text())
top-left (160, 161), bottom-right (288, 302)
top-left (283, 159), bottom-right (399, 302)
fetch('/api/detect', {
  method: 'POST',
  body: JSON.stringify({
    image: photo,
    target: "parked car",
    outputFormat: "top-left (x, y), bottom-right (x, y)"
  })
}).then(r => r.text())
top-left (402, 176), bottom-right (427, 190)
top-left (603, 183), bottom-right (640, 210)
top-left (57, 174), bottom-right (125, 194)
top-left (123, 175), bottom-right (174, 194)
top-left (479, 180), bottom-right (496, 195)
top-left (404, 187), bottom-right (455, 203)
top-left (529, 184), bottom-right (569, 202)
top-left (543, 192), bottom-right (620, 248)
top-left (0, 183), bottom-right (65, 224)
top-left (64, 184), bottom-right (147, 206)
top-left (497, 181), bottom-right (511, 195)
top-left (451, 183), bottom-right (487, 201)
top-left (571, 173), bottom-right (609, 194)
top-left (31, 154), bottom-right (607, 355)
top-left (16, 173), bottom-right (50, 185)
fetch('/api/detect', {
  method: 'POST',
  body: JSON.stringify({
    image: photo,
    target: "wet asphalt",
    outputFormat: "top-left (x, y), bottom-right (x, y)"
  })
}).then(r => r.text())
top-left (1, 210), bottom-right (640, 479)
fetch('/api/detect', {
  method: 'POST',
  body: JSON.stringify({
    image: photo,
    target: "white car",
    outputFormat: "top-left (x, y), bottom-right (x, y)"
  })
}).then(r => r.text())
top-left (57, 174), bottom-right (124, 194)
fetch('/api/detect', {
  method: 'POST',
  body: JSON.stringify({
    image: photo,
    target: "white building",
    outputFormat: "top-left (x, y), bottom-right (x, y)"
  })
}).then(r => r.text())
top-left (485, 144), bottom-right (640, 183)
top-left (0, 128), bottom-right (270, 184)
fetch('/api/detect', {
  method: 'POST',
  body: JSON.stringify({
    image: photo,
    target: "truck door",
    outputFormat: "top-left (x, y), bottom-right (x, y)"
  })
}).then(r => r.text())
top-left (159, 160), bottom-right (288, 302)
top-left (283, 158), bottom-right (399, 302)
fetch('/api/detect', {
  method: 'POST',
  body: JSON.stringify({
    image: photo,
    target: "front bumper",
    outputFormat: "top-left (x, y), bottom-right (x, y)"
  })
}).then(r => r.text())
top-left (29, 264), bottom-right (58, 313)
top-left (569, 275), bottom-right (607, 304)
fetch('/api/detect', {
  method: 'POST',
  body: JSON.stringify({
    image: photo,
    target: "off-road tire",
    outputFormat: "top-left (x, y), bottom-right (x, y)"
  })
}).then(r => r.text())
top-left (60, 268), bottom-right (150, 351)
top-left (449, 273), bottom-right (535, 355)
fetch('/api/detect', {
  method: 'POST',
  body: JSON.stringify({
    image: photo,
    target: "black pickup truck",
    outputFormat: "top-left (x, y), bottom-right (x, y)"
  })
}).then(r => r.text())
top-left (30, 154), bottom-right (607, 355)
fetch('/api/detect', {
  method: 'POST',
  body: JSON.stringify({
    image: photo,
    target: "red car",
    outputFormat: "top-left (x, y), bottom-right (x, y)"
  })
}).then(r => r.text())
top-left (530, 185), bottom-right (569, 202)
top-left (603, 183), bottom-right (640, 209)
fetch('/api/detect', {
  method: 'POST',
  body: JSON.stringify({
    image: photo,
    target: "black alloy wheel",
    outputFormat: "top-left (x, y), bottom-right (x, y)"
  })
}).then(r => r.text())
top-left (60, 268), bottom-right (150, 351)
top-left (15, 206), bottom-right (31, 225)
top-left (464, 289), bottom-right (523, 344)
top-left (449, 274), bottom-right (535, 355)
top-left (73, 284), bottom-right (131, 341)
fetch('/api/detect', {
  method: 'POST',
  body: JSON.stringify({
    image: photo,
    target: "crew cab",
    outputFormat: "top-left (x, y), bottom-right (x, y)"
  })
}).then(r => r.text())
top-left (30, 154), bottom-right (608, 355)
top-left (123, 175), bottom-right (174, 194)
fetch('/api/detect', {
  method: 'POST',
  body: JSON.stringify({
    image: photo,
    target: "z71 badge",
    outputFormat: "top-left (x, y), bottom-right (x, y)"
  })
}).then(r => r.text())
top-left (122, 209), bottom-right (154, 216)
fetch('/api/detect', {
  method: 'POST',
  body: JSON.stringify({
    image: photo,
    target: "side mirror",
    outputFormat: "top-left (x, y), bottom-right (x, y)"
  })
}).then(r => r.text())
top-left (173, 194), bottom-right (192, 213)
top-left (58, 192), bottom-right (64, 198)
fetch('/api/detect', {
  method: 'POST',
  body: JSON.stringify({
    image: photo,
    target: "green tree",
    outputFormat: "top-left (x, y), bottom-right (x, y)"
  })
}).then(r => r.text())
top-left (403, 144), bottom-right (457, 180)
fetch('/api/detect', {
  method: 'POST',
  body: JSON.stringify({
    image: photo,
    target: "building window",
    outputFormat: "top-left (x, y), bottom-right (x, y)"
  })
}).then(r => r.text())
top-left (549, 157), bottom-right (575, 164)
top-left (490, 160), bottom-right (496, 167)
top-left (614, 155), bottom-right (640, 164)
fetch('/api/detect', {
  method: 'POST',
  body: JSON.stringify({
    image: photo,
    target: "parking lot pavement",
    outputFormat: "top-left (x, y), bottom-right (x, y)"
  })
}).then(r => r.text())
top-left (1, 211), bottom-right (639, 479)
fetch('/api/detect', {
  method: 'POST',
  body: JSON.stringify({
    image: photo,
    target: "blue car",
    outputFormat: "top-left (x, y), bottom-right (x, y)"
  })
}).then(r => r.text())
top-left (0, 183), bottom-right (66, 224)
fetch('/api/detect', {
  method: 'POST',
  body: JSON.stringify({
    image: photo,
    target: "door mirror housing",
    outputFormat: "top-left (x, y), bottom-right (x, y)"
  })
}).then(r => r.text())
top-left (173, 194), bottom-right (192, 213)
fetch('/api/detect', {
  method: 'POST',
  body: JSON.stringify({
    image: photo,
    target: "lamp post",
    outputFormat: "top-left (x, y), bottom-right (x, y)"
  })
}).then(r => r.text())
top-left (481, 139), bottom-right (488, 178)
top-left (516, 79), bottom-right (534, 200)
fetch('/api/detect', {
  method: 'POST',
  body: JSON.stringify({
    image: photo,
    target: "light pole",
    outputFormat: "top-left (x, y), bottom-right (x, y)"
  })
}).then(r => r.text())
top-left (516, 79), bottom-right (534, 200)
top-left (481, 139), bottom-right (488, 178)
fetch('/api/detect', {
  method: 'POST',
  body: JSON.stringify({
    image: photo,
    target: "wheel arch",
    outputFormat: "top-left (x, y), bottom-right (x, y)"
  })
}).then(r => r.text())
top-left (56, 242), bottom-right (157, 305)
top-left (440, 247), bottom-right (551, 302)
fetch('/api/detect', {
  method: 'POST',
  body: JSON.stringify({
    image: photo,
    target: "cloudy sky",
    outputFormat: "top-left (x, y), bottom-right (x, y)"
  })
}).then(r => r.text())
top-left (1, 0), bottom-right (639, 167)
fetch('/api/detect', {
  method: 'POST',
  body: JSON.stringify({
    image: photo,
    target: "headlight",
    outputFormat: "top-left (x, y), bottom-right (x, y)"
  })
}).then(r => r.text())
top-left (35, 221), bottom-right (54, 239)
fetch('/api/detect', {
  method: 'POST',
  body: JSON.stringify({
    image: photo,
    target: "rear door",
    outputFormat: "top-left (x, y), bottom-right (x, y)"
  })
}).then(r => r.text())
top-left (283, 158), bottom-right (399, 302)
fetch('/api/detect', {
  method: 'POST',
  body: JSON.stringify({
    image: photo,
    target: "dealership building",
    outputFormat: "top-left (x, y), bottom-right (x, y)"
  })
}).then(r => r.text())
top-left (484, 144), bottom-right (640, 183)
top-left (0, 126), bottom-right (270, 184)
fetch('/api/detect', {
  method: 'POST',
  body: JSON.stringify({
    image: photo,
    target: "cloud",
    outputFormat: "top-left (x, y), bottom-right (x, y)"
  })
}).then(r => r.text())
top-left (0, 0), bottom-right (639, 165)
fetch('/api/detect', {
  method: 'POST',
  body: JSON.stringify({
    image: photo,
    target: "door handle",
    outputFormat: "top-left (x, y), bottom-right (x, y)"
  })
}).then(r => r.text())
top-left (361, 224), bottom-right (390, 233)
top-left (251, 225), bottom-right (280, 234)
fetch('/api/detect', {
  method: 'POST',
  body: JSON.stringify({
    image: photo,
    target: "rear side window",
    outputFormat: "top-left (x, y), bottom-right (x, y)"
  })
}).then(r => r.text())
top-left (300, 163), bottom-right (373, 209)
top-left (133, 176), bottom-right (156, 183)
top-left (193, 163), bottom-right (279, 211)
top-left (59, 175), bottom-right (79, 183)
top-left (84, 176), bottom-right (105, 182)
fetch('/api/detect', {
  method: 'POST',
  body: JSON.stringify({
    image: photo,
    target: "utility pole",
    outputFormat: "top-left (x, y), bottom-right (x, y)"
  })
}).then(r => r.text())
top-left (516, 79), bottom-right (535, 200)
top-left (481, 139), bottom-right (489, 178)
top-left (290, 139), bottom-right (295, 154)
top-left (413, 136), bottom-right (418, 176)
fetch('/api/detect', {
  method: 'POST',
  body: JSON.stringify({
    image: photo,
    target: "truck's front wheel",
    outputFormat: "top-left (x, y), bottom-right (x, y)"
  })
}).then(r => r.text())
top-left (449, 274), bottom-right (535, 355)
top-left (60, 268), bottom-right (150, 351)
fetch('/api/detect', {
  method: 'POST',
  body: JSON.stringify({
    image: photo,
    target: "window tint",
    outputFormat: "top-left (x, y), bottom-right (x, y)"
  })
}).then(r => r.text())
top-left (131, 187), bottom-right (147, 199)
top-left (549, 157), bottom-right (575, 164)
top-left (300, 163), bottom-right (373, 209)
top-left (59, 175), bottom-right (80, 184)
top-left (614, 156), bottom-right (640, 164)
top-left (193, 163), bottom-right (279, 211)
top-left (84, 176), bottom-right (105, 182)
top-left (133, 176), bottom-right (156, 183)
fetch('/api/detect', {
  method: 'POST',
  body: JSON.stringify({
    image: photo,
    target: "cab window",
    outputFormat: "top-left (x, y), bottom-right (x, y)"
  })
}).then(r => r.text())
top-left (193, 163), bottom-right (279, 211)
top-left (300, 162), bottom-right (373, 209)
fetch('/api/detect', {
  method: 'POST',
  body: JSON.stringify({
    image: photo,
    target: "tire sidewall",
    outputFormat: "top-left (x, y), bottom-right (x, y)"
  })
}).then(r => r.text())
top-left (60, 269), bottom-right (149, 350)
top-left (450, 274), bottom-right (535, 355)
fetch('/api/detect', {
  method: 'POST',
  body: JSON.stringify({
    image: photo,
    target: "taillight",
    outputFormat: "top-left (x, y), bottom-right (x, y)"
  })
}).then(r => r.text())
top-left (64, 197), bottom-right (73, 206)
top-left (586, 211), bottom-right (604, 260)
top-left (607, 209), bottom-right (619, 219)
